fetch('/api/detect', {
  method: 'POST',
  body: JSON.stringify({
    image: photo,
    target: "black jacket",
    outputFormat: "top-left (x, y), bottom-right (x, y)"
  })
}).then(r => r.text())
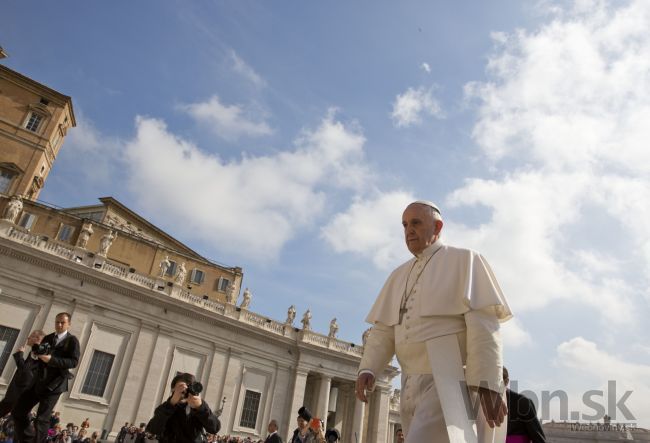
top-left (35, 332), bottom-right (80, 395)
top-left (506, 389), bottom-right (546, 443)
top-left (3, 351), bottom-right (40, 401)
top-left (146, 400), bottom-right (220, 443)
top-left (265, 432), bottom-right (283, 443)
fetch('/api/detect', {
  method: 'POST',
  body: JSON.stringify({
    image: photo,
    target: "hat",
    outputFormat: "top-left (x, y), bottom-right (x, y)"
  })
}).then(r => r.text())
top-left (325, 429), bottom-right (341, 441)
top-left (298, 406), bottom-right (312, 422)
top-left (412, 200), bottom-right (441, 214)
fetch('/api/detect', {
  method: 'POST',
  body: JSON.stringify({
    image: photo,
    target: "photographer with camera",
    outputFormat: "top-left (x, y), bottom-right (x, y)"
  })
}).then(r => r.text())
top-left (0, 329), bottom-right (45, 418)
top-left (11, 312), bottom-right (80, 443)
top-left (146, 373), bottom-right (220, 443)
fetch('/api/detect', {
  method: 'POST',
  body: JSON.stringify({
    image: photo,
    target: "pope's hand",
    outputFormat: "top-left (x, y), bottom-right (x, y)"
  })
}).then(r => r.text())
top-left (478, 388), bottom-right (507, 428)
top-left (355, 372), bottom-right (375, 403)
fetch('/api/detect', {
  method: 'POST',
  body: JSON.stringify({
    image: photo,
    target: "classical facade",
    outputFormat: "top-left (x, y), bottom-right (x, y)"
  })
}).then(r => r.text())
top-left (0, 59), bottom-right (400, 442)
top-left (0, 64), bottom-right (75, 200)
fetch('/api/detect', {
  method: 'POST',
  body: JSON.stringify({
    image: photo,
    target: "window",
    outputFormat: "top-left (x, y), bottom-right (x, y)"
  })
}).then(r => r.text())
top-left (18, 213), bottom-right (37, 230)
top-left (57, 224), bottom-right (75, 242)
top-left (190, 269), bottom-right (205, 285)
top-left (81, 350), bottom-right (115, 397)
top-left (0, 326), bottom-right (20, 374)
top-left (25, 112), bottom-right (44, 132)
top-left (239, 390), bottom-right (261, 429)
top-left (0, 168), bottom-right (17, 194)
top-left (217, 277), bottom-right (230, 292)
top-left (165, 261), bottom-right (177, 277)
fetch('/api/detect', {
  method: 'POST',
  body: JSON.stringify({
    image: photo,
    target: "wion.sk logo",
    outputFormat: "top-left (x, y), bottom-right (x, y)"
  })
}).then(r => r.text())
top-left (460, 380), bottom-right (635, 422)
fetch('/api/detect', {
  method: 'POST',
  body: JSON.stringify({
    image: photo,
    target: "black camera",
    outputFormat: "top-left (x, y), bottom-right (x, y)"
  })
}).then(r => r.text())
top-left (31, 342), bottom-right (52, 356)
top-left (185, 381), bottom-right (203, 397)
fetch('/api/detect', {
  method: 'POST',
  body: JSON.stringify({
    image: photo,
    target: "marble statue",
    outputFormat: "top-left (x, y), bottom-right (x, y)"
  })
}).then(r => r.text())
top-left (76, 221), bottom-right (94, 248)
top-left (97, 230), bottom-right (117, 257)
top-left (225, 282), bottom-right (236, 304)
top-left (159, 255), bottom-right (171, 277)
top-left (301, 309), bottom-right (312, 331)
top-left (240, 288), bottom-right (252, 309)
top-left (328, 318), bottom-right (339, 338)
top-left (175, 262), bottom-right (187, 284)
top-left (2, 195), bottom-right (23, 223)
top-left (362, 328), bottom-right (371, 346)
top-left (285, 305), bottom-right (296, 325)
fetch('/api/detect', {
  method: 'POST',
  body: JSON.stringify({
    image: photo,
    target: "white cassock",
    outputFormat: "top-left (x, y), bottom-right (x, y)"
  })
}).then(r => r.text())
top-left (359, 240), bottom-right (512, 443)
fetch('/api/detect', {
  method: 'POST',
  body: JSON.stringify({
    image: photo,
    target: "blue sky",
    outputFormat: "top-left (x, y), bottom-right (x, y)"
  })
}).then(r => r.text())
top-left (3, 0), bottom-right (650, 426)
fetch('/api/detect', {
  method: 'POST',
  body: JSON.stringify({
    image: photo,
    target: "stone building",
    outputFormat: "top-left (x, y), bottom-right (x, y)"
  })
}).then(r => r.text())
top-left (0, 60), bottom-right (400, 442)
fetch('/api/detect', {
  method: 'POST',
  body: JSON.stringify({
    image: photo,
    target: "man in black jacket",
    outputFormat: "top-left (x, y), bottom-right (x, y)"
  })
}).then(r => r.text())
top-left (146, 373), bottom-right (220, 443)
top-left (504, 367), bottom-right (546, 443)
top-left (0, 329), bottom-right (45, 418)
top-left (12, 312), bottom-right (80, 443)
top-left (264, 419), bottom-right (282, 443)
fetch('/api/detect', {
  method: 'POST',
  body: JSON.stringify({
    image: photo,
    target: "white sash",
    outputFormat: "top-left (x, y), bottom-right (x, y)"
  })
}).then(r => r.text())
top-left (426, 334), bottom-right (506, 443)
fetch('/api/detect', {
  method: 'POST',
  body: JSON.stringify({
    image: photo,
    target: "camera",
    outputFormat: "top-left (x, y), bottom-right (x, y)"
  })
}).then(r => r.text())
top-left (184, 381), bottom-right (203, 397)
top-left (32, 342), bottom-right (52, 356)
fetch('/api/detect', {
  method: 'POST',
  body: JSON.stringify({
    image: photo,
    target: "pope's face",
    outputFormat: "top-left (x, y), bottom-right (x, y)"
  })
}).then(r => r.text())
top-left (402, 204), bottom-right (442, 255)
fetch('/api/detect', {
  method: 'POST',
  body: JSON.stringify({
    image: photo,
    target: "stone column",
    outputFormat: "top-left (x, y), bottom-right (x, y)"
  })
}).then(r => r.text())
top-left (351, 397), bottom-right (365, 443)
top-left (285, 368), bottom-right (309, 441)
top-left (315, 374), bottom-right (332, 426)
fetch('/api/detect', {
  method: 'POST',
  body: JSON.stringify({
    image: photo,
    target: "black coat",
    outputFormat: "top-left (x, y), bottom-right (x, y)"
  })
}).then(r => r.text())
top-left (34, 332), bottom-right (80, 395)
top-left (506, 390), bottom-right (547, 443)
top-left (146, 400), bottom-right (220, 443)
top-left (265, 432), bottom-right (283, 443)
top-left (4, 351), bottom-right (40, 399)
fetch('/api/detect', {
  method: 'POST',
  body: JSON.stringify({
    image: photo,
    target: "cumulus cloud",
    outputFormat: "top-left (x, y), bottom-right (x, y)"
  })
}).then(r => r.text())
top-left (123, 110), bottom-right (368, 261)
top-left (391, 87), bottom-right (444, 127)
top-left (179, 95), bottom-right (272, 141)
top-left (556, 337), bottom-right (650, 426)
top-left (449, 0), bottom-right (650, 324)
top-left (421, 62), bottom-right (431, 73)
top-left (229, 50), bottom-right (266, 88)
top-left (321, 191), bottom-right (415, 269)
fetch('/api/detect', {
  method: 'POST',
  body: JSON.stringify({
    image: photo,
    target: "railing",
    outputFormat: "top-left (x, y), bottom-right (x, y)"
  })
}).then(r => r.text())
top-left (127, 272), bottom-right (156, 289)
top-left (101, 260), bottom-right (128, 279)
top-left (1, 220), bottom-right (365, 358)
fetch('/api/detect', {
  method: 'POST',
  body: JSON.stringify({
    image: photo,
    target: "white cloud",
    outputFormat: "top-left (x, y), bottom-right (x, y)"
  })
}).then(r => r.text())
top-left (124, 110), bottom-right (368, 261)
top-left (230, 50), bottom-right (266, 88)
top-left (500, 318), bottom-right (532, 348)
top-left (420, 62), bottom-right (431, 73)
top-left (556, 337), bottom-right (650, 426)
top-left (391, 87), bottom-right (444, 128)
top-left (321, 191), bottom-right (415, 269)
top-left (448, 0), bottom-right (650, 325)
top-left (180, 95), bottom-right (272, 141)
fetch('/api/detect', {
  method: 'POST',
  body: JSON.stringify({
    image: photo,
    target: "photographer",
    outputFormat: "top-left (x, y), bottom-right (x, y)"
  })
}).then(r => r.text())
top-left (0, 329), bottom-right (45, 418)
top-left (146, 373), bottom-right (220, 443)
top-left (12, 312), bottom-right (80, 443)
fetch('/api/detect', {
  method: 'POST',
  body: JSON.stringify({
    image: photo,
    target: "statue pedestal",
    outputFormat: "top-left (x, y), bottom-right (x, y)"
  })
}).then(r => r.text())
top-left (72, 247), bottom-right (89, 264)
top-left (0, 219), bottom-right (14, 237)
top-left (154, 278), bottom-right (167, 292)
top-left (92, 255), bottom-right (106, 270)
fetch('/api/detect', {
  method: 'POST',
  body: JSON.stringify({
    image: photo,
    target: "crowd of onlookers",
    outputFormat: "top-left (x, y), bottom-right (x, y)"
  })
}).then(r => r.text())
top-left (0, 411), bottom-right (99, 443)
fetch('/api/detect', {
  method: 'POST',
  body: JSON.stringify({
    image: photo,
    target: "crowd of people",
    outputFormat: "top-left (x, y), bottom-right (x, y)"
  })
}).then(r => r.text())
top-left (0, 412), bottom-right (99, 443)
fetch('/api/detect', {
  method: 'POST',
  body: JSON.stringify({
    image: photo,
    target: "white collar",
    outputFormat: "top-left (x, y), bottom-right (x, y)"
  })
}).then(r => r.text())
top-left (56, 331), bottom-right (69, 341)
top-left (414, 238), bottom-right (444, 260)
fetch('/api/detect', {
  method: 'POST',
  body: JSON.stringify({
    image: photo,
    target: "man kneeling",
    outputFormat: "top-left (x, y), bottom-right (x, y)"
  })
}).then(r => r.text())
top-left (147, 373), bottom-right (220, 443)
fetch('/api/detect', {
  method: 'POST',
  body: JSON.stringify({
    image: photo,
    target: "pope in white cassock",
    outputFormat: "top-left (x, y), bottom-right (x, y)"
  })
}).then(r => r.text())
top-left (355, 201), bottom-right (513, 443)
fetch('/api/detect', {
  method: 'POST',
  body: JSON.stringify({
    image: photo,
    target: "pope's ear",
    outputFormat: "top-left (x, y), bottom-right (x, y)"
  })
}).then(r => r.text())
top-left (434, 220), bottom-right (444, 235)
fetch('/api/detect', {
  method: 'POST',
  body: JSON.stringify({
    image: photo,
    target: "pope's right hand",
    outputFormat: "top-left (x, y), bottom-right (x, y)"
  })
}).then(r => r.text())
top-left (355, 372), bottom-right (375, 403)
